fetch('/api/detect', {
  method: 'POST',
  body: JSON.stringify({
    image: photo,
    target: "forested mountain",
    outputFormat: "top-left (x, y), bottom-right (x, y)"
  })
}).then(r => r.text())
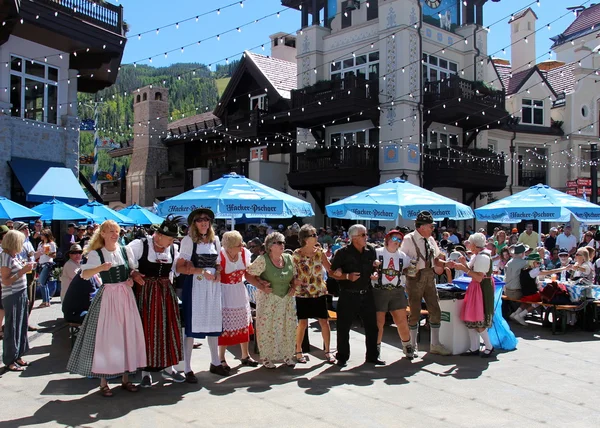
top-left (78, 60), bottom-right (239, 181)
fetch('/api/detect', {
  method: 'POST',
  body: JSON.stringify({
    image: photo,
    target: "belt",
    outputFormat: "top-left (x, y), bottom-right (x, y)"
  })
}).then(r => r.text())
top-left (373, 284), bottom-right (404, 291)
top-left (342, 288), bottom-right (370, 295)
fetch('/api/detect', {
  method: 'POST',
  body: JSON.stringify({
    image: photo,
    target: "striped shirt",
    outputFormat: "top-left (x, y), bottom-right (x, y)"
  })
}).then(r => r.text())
top-left (0, 252), bottom-right (27, 298)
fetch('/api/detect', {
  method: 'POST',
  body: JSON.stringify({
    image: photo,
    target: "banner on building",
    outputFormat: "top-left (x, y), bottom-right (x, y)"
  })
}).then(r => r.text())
top-left (421, 0), bottom-right (459, 32)
top-left (407, 144), bottom-right (420, 164)
top-left (95, 137), bottom-right (120, 150)
top-left (384, 145), bottom-right (398, 163)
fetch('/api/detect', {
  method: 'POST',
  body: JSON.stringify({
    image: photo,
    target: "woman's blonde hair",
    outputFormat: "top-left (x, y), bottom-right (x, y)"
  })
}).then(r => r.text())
top-left (576, 247), bottom-right (590, 262)
top-left (221, 230), bottom-right (243, 249)
top-left (1, 230), bottom-right (25, 254)
top-left (84, 220), bottom-right (120, 254)
top-left (190, 219), bottom-right (215, 244)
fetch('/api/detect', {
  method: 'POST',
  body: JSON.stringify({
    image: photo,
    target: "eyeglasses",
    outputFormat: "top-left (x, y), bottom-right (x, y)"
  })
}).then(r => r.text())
top-left (71, 252), bottom-right (83, 255)
top-left (273, 241), bottom-right (285, 246)
top-left (390, 236), bottom-right (402, 243)
top-left (357, 233), bottom-right (368, 237)
top-left (194, 217), bottom-right (211, 223)
top-left (308, 233), bottom-right (318, 238)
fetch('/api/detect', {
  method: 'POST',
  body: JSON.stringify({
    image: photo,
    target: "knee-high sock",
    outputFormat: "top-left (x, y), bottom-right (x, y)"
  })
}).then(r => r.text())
top-left (468, 328), bottom-right (480, 352)
top-left (184, 336), bottom-right (194, 373)
top-left (480, 330), bottom-right (493, 350)
top-left (430, 325), bottom-right (441, 346)
top-left (409, 325), bottom-right (418, 347)
top-left (207, 336), bottom-right (220, 366)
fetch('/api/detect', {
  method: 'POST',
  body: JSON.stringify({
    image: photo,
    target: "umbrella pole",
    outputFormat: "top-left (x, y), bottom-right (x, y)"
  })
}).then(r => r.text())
top-left (231, 216), bottom-right (235, 231)
top-left (538, 221), bottom-right (542, 247)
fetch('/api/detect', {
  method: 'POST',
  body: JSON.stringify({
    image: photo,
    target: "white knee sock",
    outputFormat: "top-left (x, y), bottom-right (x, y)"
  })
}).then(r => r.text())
top-left (207, 336), bottom-right (220, 366)
top-left (430, 327), bottom-right (441, 347)
top-left (184, 336), bottom-right (194, 373)
top-left (468, 329), bottom-right (480, 352)
top-left (480, 330), bottom-right (493, 350)
top-left (409, 327), bottom-right (418, 347)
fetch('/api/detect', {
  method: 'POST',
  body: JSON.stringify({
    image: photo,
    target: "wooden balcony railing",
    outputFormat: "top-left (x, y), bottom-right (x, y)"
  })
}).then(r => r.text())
top-left (37, 0), bottom-right (124, 35)
top-left (290, 146), bottom-right (378, 173)
top-left (424, 75), bottom-right (505, 109)
top-left (291, 75), bottom-right (379, 109)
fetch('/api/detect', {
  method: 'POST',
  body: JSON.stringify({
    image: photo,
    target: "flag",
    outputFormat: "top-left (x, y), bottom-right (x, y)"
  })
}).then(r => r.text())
top-left (111, 163), bottom-right (117, 177)
top-left (583, 186), bottom-right (587, 201)
top-left (120, 164), bottom-right (127, 180)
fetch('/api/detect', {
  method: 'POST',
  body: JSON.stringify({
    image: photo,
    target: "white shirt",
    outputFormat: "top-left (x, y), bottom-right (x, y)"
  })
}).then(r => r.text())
top-left (468, 251), bottom-right (492, 274)
top-left (400, 230), bottom-right (440, 271)
top-left (448, 234), bottom-right (460, 245)
top-left (373, 247), bottom-right (411, 287)
top-left (81, 246), bottom-right (136, 271)
top-left (127, 236), bottom-right (179, 272)
top-left (37, 242), bottom-right (56, 264)
top-left (556, 233), bottom-right (577, 253)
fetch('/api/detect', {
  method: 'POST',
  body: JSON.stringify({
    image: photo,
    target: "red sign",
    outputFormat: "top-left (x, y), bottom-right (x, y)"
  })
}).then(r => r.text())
top-left (567, 180), bottom-right (577, 188)
top-left (566, 189), bottom-right (577, 196)
top-left (577, 178), bottom-right (592, 187)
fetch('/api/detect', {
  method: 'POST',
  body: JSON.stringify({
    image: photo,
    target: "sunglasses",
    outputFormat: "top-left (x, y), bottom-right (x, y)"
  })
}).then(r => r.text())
top-left (273, 241), bottom-right (285, 246)
top-left (194, 217), bottom-right (211, 223)
top-left (308, 233), bottom-right (318, 238)
top-left (357, 233), bottom-right (368, 237)
top-left (71, 251), bottom-right (83, 255)
top-left (390, 236), bottom-right (402, 243)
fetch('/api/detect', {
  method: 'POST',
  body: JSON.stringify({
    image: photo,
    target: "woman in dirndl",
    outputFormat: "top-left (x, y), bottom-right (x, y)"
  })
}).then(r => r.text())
top-left (67, 220), bottom-right (146, 397)
top-left (448, 233), bottom-right (495, 358)
top-left (245, 232), bottom-right (299, 369)
top-left (176, 208), bottom-right (226, 382)
top-left (217, 231), bottom-right (258, 370)
top-left (128, 215), bottom-right (184, 387)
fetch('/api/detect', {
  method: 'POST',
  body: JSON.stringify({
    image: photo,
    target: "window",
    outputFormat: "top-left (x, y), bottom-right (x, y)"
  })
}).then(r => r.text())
top-left (250, 94), bottom-right (268, 111)
top-left (367, 0), bottom-right (378, 21)
top-left (428, 131), bottom-right (459, 150)
top-left (10, 55), bottom-right (59, 124)
top-left (517, 146), bottom-right (547, 186)
top-left (341, 1), bottom-right (352, 29)
top-left (422, 53), bottom-right (458, 82)
top-left (331, 52), bottom-right (379, 82)
top-left (488, 139), bottom-right (498, 153)
top-left (330, 128), bottom-right (377, 147)
top-left (522, 99), bottom-right (544, 125)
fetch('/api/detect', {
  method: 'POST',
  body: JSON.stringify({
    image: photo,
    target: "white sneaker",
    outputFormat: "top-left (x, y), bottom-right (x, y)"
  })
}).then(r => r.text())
top-left (429, 344), bottom-right (452, 356)
top-left (515, 312), bottom-right (528, 326)
top-left (509, 310), bottom-right (520, 320)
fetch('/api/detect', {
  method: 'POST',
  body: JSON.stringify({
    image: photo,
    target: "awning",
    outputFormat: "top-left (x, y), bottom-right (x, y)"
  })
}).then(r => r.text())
top-left (28, 167), bottom-right (89, 206)
top-left (8, 157), bottom-right (63, 196)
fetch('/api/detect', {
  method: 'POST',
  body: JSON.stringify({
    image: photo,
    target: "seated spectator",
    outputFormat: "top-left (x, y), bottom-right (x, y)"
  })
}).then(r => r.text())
top-left (570, 247), bottom-right (594, 284)
top-left (497, 247), bottom-right (511, 274)
top-left (545, 247), bottom-right (561, 270)
top-left (62, 271), bottom-right (101, 324)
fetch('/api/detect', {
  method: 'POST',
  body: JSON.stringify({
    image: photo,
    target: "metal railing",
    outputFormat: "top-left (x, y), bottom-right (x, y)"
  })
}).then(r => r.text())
top-left (424, 147), bottom-right (505, 175)
top-left (518, 169), bottom-right (547, 187)
top-left (290, 146), bottom-right (378, 173)
top-left (37, 0), bottom-right (124, 34)
top-left (424, 75), bottom-right (505, 108)
top-left (291, 75), bottom-right (379, 109)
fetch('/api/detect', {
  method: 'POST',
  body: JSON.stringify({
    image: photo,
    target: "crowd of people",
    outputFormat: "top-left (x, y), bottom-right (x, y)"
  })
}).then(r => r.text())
top-left (1, 213), bottom-right (598, 395)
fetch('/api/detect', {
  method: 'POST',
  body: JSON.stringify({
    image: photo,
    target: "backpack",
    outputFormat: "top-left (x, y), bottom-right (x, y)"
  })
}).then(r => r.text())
top-left (540, 281), bottom-right (571, 305)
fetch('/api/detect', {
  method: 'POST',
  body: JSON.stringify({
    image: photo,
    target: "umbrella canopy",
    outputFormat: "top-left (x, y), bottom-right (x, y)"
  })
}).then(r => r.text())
top-left (157, 173), bottom-right (315, 219)
top-left (28, 167), bottom-right (89, 206)
top-left (34, 198), bottom-right (101, 221)
top-left (78, 201), bottom-right (135, 225)
top-left (0, 197), bottom-right (42, 220)
top-left (474, 184), bottom-right (600, 223)
top-left (326, 177), bottom-right (474, 221)
top-left (119, 204), bottom-right (164, 226)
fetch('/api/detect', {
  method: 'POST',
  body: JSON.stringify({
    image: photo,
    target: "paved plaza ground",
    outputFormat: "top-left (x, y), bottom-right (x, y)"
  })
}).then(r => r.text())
top-left (1, 298), bottom-right (599, 428)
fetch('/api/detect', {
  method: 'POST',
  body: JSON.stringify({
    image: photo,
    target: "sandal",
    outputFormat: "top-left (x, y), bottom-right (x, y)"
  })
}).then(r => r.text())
top-left (6, 363), bottom-right (25, 372)
top-left (263, 359), bottom-right (276, 369)
top-left (283, 357), bottom-right (296, 367)
top-left (121, 382), bottom-right (138, 392)
top-left (240, 356), bottom-right (259, 367)
top-left (99, 385), bottom-right (113, 397)
top-left (220, 360), bottom-right (231, 371)
top-left (15, 359), bottom-right (29, 367)
top-left (295, 352), bottom-right (307, 364)
top-left (324, 352), bottom-right (336, 364)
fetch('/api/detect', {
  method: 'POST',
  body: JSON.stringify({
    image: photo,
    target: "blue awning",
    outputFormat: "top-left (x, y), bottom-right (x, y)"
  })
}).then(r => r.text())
top-left (28, 167), bottom-right (89, 206)
top-left (8, 157), bottom-right (64, 195)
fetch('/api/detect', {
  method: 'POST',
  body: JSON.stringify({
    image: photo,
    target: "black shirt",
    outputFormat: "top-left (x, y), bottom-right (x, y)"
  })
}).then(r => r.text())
top-left (330, 243), bottom-right (376, 291)
top-left (544, 235), bottom-right (557, 251)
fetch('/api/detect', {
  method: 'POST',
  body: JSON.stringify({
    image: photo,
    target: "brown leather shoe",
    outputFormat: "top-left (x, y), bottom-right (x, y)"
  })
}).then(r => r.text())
top-left (121, 382), bottom-right (138, 392)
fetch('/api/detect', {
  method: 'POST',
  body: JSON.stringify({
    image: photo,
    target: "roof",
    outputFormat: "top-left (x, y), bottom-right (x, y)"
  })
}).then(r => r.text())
top-left (494, 62), bottom-right (511, 91)
top-left (544, 62), bottom-right (576, 95)
top-left (506, 69), bottom-right (534, 95)
top-left (551, 4), bottom-right (600, 48)
top-left (167, 112), bottom-right (221, 135)
top-left (246, 51), bottom-right (297, 99)
top-left (509, 8), bottom-right (538, 23)
top-left (491, 63), bottom-right (567, 97)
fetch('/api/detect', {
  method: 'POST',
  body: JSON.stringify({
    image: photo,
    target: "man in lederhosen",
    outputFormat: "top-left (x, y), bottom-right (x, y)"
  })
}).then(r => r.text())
top-left (400, 211), bottom-right (451, 357)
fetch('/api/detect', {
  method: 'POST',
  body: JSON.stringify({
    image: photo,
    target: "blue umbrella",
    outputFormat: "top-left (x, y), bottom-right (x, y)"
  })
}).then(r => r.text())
top-left (34, 198), bottom-right (101, 221)
top-left (326, 177), bottom-right (474, 221)
top-left (474, 184), bottom-right (600, 223)
top-left (157, 173), bottom-right (315, 220)
top-left (119, 204), bottom-right (164, 226)
top-left (0, 197), bottom-right (42, 220)
top-left (78, 201), bottom-right (135, 225)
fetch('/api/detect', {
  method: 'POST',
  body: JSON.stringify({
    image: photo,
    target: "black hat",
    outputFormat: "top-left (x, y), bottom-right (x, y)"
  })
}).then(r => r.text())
top-left (415, 210), bottom-right (434, 225)
top-left (151, 215), bottom-right (183, 238)
top-left (187, 208), bottom-right (214, 226)
top-left (398, 226), bottom-right (412, 234)
top-left (67, 223), bottom-right (76, 228)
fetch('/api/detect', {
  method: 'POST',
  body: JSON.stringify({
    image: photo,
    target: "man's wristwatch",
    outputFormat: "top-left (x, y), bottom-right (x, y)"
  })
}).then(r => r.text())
top-left (345, 273), bottom-right (349, 280)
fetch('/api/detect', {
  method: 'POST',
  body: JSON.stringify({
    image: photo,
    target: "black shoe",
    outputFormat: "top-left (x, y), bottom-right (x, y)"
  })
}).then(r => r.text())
top-left (460, 349), bottom-right (480, 356)
top-left (240, 356), bottom-right (259, 367)
top-left (184, 371), bottom-right (198, 383)
top-left (209, 363), bottom-right (231, 377)
top-left (365, 358), bottom-right (386, 365)
top-left (336, 359), bottom-right (347, 367)
top-left (480, 347), bottom-right (494, 358)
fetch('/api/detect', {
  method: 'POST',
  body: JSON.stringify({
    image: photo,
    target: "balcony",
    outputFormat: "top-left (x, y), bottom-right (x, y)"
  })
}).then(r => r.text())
top-left (4, 0), bottom-right (127, 92)
top-left (155, 171), bottom-right (187, 199)
top-left (222, 110), bottom-right (262, 138)
top-left (518, 169), bottom-right (546, 188)
top-left (271, 76), bottom-right (380, 128)
top-left (209, 160), bottom-right (249, 181)
top-left (423, 76), bottom-right (507, 130)
top-left (100, 179), bottom-right (125, 203)
top-left (423, 147), bottom-right (508, 192)
top-left (288, 146), bottom-right (379, 190)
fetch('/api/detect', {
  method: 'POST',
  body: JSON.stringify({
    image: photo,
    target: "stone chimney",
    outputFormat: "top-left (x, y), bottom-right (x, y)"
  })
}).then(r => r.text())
top-left (270, 32), bottom-right (297, 64)
top-left (510, 8), bottom-right (537, 72)
top-left (126, 86), bottom-right (169, 206)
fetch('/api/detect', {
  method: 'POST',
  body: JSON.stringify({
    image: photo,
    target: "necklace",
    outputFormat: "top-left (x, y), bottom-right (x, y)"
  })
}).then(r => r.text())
top-left (226, 250), bottom-right (239, 262)
top-left (270, 255), bottom-right (284, 268)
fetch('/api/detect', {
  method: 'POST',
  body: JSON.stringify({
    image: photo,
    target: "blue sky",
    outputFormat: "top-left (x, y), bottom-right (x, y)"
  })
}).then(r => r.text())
top-left (117, 0), bottom-right (579, 69)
